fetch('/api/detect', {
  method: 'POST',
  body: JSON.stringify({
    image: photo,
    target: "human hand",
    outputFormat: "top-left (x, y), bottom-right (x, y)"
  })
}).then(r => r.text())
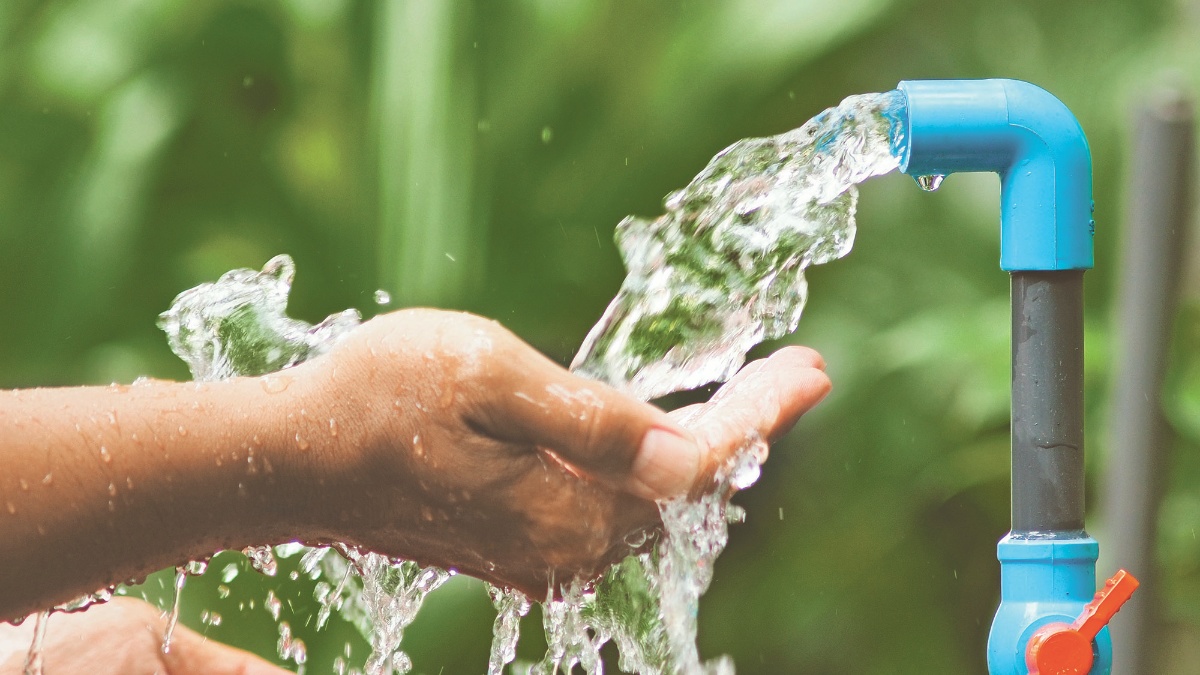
top-left (291, 309), bottom-right (831, 597)
top-left (0, 598), bottom-right (289, 675)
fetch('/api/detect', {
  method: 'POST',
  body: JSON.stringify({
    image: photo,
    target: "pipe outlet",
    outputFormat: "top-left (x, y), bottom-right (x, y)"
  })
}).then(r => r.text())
top-left (896, 79), bottom-right (1094, 271)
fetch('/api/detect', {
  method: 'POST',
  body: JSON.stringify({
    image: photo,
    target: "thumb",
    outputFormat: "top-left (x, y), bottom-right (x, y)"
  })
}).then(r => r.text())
top-left (476, 344), bottom-right (702, 500)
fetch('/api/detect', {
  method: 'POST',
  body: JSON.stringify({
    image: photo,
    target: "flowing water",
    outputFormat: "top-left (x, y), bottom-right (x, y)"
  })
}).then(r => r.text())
top-left (556, 90), bottom-right (905, 674)
top-left (572, 91), bottom-right (905, 401)
top-left (12, 90), bottom-right (905, 674)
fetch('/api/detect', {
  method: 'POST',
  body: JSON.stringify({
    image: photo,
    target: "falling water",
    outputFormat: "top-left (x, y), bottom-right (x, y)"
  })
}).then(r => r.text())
top-left (156, 255), bottom-right (450, 673)
top-left (554, 90), bottom-right (906, 673)
top-left (488, 587), bottom-right (532, 675)
top-left (21, 611), bottom-right (48, 675)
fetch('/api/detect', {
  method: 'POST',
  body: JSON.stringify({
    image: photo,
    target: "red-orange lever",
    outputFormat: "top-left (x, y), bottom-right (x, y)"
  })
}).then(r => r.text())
top-left (1026, 569), bottom-right (1139, 675)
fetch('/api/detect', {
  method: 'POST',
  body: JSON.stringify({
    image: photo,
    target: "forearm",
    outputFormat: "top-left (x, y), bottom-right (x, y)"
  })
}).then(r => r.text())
top-left (0, 376), bottom-right (330, 621)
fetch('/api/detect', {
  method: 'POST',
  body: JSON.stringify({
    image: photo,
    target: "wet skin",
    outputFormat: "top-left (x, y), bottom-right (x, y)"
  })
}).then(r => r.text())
top-left (0, 309), bottom-right (830, 621)
top-left (0, 598), bottom-right (290, 675)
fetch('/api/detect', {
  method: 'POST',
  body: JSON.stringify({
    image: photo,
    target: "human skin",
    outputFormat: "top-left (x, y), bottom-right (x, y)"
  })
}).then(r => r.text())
top-left (0, 309), bottom-right (831, 622)
top-left (0, 598), bottom-right (290, 674)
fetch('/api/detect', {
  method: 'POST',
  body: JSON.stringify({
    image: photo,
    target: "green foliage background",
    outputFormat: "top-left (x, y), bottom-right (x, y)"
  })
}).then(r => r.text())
top-left (2, 0), bottom-right (1199, 672)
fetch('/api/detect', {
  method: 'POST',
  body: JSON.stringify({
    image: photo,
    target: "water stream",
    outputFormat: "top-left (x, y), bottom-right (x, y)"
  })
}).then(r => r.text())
top-left (13, 90), bottom-right (906, 674)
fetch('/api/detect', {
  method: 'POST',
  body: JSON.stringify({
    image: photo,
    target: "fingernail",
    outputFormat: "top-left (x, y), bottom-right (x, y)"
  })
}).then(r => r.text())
top-left (630, 427), bottom-right (701, 500)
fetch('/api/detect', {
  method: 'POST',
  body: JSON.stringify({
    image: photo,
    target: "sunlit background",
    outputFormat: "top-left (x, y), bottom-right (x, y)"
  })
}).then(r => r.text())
top-left (2, 0), bottom-right (1199, 672)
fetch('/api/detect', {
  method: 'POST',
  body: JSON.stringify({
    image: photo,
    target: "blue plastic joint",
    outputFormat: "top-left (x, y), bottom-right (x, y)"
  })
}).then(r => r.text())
top-left (987, 536), bottom-right (1111, 674)
top-left (896, 79), bottom-right (1095, 271)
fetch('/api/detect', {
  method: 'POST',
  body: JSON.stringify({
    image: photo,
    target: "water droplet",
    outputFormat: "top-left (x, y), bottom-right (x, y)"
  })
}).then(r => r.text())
top-left (276, 620), bottom-right (307, 666)
top-left (41, 473), bottom-right (52, 486)
top-left (177, 425), bottom-right (188, 437)
top-left (328, 418), bottom-right (339, 437)
top-left (624, 529), bottom-right (650, 548)
top-left (289, 570), bottom-right (300, 581)
top-left (222, 563), bottom-right (240, 583)
top-left (373, 289), bottom-right (391, 306)
top-left (260, 375), bottom-right (292, 394)
top-left (185, 560), bottom-right (208, 576)
top-left (99, 447), bottom-right (112, 464)
top-left (201, 610), bottom-right (222, 627)
top-left (265, 590), bottom-right (282, 620)
top-left (217, 584), bottom-right (231, 599)
top-left (107, 483), bottom-right (117, 497)
top-left (126, 476), bottom-right (134, 489)
top-left (18, 478), bottom-right (28, 491)
top-left (915, 174), bottom-right (945, 191)
top-left (295, 433), bottom-right (309, 451)
top-left (244, 545), bottom-right (278, 576)
top-left (541, 126), bottom-right (553, 144)
top-left (5, 501), bottom-right (15, 515)
top-left (412, 434), bottom-right (424, 458)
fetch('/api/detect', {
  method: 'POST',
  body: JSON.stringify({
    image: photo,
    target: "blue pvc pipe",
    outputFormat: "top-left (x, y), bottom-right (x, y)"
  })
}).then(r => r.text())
top-left (896, 79), bottom-right (1094, 271)
top-left (894, 79), bottom-right (1107, 673)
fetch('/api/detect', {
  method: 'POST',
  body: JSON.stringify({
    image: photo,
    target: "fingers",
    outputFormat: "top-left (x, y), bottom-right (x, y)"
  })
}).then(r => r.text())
top-left (678, 346), bottom-right (831, 483)
top-left (475, 340), bottom-right (702, 501)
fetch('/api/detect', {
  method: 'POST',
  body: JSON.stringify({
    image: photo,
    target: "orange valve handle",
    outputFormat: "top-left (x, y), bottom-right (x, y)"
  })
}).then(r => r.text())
top-left (1026, 569), bottom-right (1139, 675)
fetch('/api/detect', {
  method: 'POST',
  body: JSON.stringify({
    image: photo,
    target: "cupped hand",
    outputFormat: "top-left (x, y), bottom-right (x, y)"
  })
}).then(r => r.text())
top-left (0, 598), bottom-right (289, 675)
top-left (300, 310), bottom-right (830, 597)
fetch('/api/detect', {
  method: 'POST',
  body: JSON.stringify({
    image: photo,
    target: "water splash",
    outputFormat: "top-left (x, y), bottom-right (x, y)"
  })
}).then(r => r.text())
top-left (146, 87), bottom-right (904, 673)
top-left (572, 91), bottom-right (905, 401)
top-left (547, 92), bottom-right (904, 673)
top-left (158, 256), bottom-right (446, 673)
top-left (157, 253), bottom-right (361, 382)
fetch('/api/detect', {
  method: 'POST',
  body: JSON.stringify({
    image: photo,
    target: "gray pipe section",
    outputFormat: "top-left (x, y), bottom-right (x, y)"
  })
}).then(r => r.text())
top-left (1011, 271), bottom-right (1086, 534)
top-left (1104, 88), bottom-right (1193, 675)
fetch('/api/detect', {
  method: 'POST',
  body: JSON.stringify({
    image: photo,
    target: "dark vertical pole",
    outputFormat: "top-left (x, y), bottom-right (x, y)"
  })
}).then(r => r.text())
top-left (1104, 88), bottom-right (1193, 675)
top-left (1011, 271), bottom-right (1086, 535)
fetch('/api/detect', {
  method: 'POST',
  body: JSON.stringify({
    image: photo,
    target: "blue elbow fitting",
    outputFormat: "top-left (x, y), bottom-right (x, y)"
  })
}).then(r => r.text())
top-left (896, 79), bottom-right (1094, 271)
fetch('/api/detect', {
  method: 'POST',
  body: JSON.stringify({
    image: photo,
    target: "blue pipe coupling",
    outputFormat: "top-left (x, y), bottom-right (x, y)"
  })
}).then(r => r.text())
top-left (896, 79), bottom-right (1094, 271)
top-left (987, 536), bottom-right (1112, 674)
